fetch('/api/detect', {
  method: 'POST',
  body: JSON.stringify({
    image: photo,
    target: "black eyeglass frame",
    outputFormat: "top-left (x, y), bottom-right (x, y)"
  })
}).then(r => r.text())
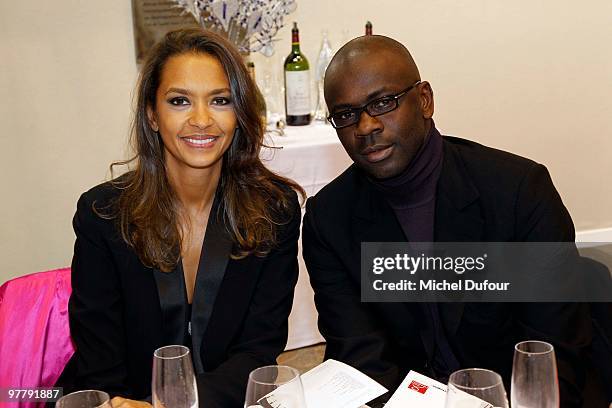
top-left (327, 80), bottom-right (422, 129)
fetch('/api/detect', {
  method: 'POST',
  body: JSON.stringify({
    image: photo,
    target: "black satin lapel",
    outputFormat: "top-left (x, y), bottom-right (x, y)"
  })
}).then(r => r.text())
top-left (190, 197), bottom-right (233, 374)
top-left (153, 263), bottom-right (187, 346)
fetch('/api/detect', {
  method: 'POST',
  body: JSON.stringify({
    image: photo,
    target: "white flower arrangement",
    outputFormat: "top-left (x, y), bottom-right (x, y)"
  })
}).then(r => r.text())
top-left (173, 0), bottom-right (297, 56)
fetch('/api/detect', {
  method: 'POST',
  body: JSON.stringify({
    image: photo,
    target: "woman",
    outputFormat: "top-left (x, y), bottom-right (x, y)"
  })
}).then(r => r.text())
top-left (56, 28), bottom-right (304, 408)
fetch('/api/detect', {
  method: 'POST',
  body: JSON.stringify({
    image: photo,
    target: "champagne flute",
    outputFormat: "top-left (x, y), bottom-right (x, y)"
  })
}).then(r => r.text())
top-left (445, 368), bottom-right (509, 407)
top-left (511, 340), bottom-right (559, 408)
top-left (56, 390), bottom-right (111, 408)
top-left (244, 365), bottom-right (306, 408)
top-left (152, 345), bottom-right (198, 408)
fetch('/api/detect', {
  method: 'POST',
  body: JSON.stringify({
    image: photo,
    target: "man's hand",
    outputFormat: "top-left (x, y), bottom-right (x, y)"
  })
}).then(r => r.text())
top-left (110, 397), bottom-right (152, 408)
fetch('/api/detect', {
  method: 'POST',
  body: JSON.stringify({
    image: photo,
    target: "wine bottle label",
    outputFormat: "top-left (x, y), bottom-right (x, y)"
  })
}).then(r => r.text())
top-left (285, 70), bottom-right (311, 116)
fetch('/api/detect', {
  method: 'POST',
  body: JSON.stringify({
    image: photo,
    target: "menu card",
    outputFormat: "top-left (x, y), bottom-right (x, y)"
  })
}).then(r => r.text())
top-left (385, 371), bottom-right (448, 408)
top-left (258, 359), bottom-right (387, 408)
top-left (385, 371), bottom-right (494, 408)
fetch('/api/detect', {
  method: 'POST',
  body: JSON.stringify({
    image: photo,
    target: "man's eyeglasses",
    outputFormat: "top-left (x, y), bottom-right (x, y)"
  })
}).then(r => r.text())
top-left (327, 80), bottom-right (422, 129)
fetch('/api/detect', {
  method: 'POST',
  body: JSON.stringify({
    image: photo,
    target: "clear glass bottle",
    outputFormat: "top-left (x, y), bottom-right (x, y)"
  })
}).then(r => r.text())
top-left (314, 30), bottom-right (333, 122)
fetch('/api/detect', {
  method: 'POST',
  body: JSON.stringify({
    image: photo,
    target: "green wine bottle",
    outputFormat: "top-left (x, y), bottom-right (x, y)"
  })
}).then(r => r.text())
top-left (284, 22), bottom-right (311, 126)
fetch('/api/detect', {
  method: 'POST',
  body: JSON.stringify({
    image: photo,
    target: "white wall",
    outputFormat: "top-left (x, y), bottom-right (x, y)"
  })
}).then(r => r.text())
top-left (1, 0), bottom-right (611, 282)
top-left (0, 1), bottom-right (137, 280)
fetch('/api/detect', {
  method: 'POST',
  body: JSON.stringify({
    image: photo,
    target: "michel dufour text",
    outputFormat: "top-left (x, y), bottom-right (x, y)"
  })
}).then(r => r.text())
top-left (371, 253), bottom-right (511, 292)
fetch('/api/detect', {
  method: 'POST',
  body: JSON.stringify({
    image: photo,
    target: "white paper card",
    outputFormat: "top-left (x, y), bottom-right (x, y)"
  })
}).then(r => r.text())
top-left (385, 371), bottom-right (448, 408)
top-left (385, 371), bottom-right (494, 408)
top-left (300, 359), bottom-right (388, 408)
top-left (259, 359), bottom-right (387, 408)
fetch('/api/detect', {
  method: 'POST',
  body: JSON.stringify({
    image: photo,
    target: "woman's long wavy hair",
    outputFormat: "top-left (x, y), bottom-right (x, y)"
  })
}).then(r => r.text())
top-left (104, 28), bottom-right (305, 272)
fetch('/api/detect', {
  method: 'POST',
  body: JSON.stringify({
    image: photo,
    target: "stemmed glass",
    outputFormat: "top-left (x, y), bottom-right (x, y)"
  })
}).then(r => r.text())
top-left (56, 390), bottom-right (112, 408)
top-left (511, 340), bottom-right (559, 408)
top-left (445, 368), bottom-right (509, 407)
top-left (152, 345), bottom-right (198, 408)
top-left (244, 365), bottom-right (306, 408)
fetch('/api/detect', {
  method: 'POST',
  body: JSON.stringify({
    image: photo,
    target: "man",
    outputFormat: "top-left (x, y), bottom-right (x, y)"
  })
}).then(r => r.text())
top-left (302, 35), bottom-right (593, 406)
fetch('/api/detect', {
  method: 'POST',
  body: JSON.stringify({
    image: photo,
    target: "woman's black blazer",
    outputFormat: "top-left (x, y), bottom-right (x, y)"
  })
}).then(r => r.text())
top-left (56, 180), bottom-right (301, 408)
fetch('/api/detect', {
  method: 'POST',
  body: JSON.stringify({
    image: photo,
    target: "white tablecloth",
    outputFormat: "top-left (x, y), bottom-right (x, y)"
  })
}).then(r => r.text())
top-left (262, 123), bottom-right (353, 350)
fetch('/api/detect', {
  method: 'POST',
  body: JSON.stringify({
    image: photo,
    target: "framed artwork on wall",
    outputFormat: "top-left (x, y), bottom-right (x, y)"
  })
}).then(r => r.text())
top-left (131, 0), bottom-right (199, 64)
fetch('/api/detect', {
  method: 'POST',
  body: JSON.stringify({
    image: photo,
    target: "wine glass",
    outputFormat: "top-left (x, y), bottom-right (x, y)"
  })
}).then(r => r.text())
top-left (56, 390), bottom-right (111, 408)
top-left (244, 365), bottom-right (306, 408)
top-left (445, 368), bottom-right (509, 407)
top-left (511, 340), bottom-right (559, 408)
top-left (152, 345), bottom-right (198, 408)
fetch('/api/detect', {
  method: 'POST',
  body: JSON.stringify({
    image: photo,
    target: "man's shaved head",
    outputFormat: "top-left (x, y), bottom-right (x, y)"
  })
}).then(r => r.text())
top-left (323, 35), bottom-right (434, 179)
top-left (325, 35), bottom-right (421, 103)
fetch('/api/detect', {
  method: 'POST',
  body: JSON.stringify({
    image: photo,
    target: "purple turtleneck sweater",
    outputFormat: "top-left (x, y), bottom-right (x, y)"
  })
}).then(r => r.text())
top-left (372, 124), bottom-right (443, 242)
top-left (370, 124), bottom-right (460, 380)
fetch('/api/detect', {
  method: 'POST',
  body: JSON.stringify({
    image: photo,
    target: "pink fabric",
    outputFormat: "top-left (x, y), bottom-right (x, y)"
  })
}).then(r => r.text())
top-left (0, 268), bottom-right (74, 408)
